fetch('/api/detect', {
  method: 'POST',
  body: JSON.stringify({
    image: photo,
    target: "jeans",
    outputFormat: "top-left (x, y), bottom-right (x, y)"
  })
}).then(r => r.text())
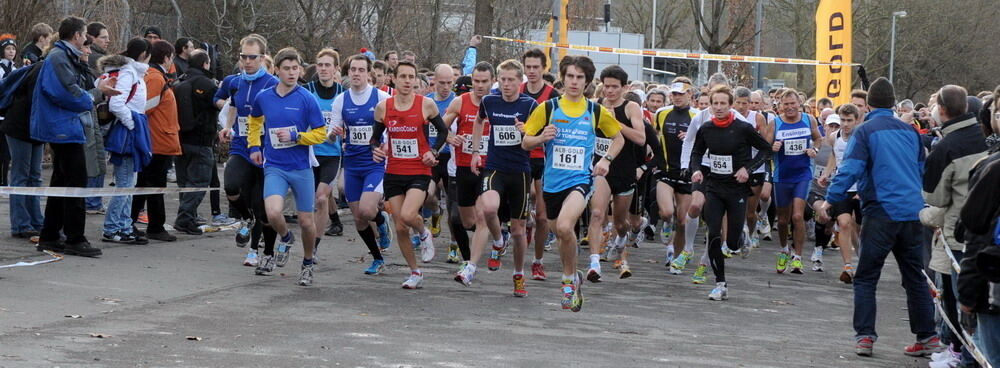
top-left (85, 175), bottom-right (104, 210)
top-left (175, 144), bottom-right (213, 228)
top-left (40, 143), bottom-right (88, 243)
top-left (853, 216), bottom-right (936, 341)
top-left (6, 136), bottom-right (44, 234)
top-left (103, 156), bottom-right (135, 235)
top-left (975, 312), bottom-right (1000, 367)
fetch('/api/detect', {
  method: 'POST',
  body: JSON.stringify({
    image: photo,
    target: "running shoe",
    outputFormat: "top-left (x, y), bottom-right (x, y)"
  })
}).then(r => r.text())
top-left (634, 217), bottom-right (649, 245)
top-left (811, 246), bottom-right (824, 272)
top-left (619, 262), bottom-right (632, 279)
top-left (757, 214), bottom-right (770, 235)
top-left (513, 274), bottom-right (527, 297)
top-left (904, 336), bottom-right (943, 357)
top-left (275, 231), bottom-right (295, 268)
top-left (776, 252), bottom-right (790, 273)
top-left (531, 262), bottom-right (546, 281)
top-left (544, 231), bottom-right (555, 251)
top-left (560, 281), bottom-right (575, 310)
top-left (660, 221), bottom-right (673, 244)
top-left (401, 272), bottom-right (424, 289)
top-left (364, 259), bottom-right (385, 275)
top-left (410, 234), bottom-right (420, 250)
top-left (670, 251), bottom-right (692, 275)
top-left (255, 255), bottom-right (276, 275)
top-left (235, 220), bottom-right (251, 247)
top-left (664, 247), bottom-right (675, 267)
top-left (446, 242), bottom-right (460, 263)
top-left (840, 264), bottom-right (855, 284)
top-left (580, 236), bottom-right (589, 247)
top-left (855, 337), bottom-right (874, 357)
top-left (298, 263), bottom-right (314, 286)
top-left (790, 257), bottom-right (804, 274)
top-left (137, 211), bottom-right (149, 224)
top-left (749, 232), bottom-right (760, 249)
top-left (419, 229), bottom-right (435, 263)
top-left (741, 227), bottom-right (752, 258)
top-left (691, 264), bottom-right (707, 284)
top-left (499, 227), bottom-right (511, 256)
top-left (243, 249), bottom-right (258, 267)
top-left (708, 282), bottom-right (728, 301)
top-left (377, 211), bottom-right (393, 250)
top-left (487, 246), bottom-right (503, 271)
top-left (430, 213), bottom-right (442, 237)
top-left (454, 262), bottom-right (475, 286)
top-left (212, 214), bottom-right (237, 226)
top-left (586, 263), bottom-right (602, 283)
top-left (721, 244), bottom-right (734, 258)
top-left (562, 270), bottom-right (584, 312)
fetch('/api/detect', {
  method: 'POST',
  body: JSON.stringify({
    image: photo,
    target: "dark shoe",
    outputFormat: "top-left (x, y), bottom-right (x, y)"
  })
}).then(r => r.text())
top-left (102, 231), bottom-right (134, 243)
top-left (325, 221), bottom-right (343, 236)
top-left (147, 231), bottom-right (177, 242)
top-left (36, 240), bottom-right (65, 253)
top-left (13, 230), bottom-right (41, 239)
top-left (132, 227), bottom-right (147, 238)
top-left (131, 232), bottom-right (149, 245)
top-left (284, 215), bottom-right (298, 224)
top-left (63, 241), bottom-right (102, 257)
top-left (174, 223), bottom-right (204, 235)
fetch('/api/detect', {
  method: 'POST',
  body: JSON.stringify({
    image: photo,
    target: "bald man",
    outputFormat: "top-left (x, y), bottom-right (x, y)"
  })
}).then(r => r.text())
top-left (425, 64), bottom-right (466, 264)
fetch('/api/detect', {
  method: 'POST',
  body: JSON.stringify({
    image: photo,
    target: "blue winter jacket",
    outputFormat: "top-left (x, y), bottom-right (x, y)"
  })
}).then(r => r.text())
top-left (105, 110), bottom-right (153, 172)
top-left (29, 41), bottom-right (95, 144)
top-left (826, 108), bottom-right (926, 221)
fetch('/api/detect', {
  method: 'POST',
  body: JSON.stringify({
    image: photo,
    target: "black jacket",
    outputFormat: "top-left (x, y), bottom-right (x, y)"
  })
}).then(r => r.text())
top-left (176, 67), bottom-right (219, 147)
top-left (958, 145), bottom-right (1000, 313)
top-left (0, 62), bottom-right (42, 143)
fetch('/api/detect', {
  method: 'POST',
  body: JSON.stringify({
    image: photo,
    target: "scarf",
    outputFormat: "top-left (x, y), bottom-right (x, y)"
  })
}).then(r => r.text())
top-left (711, 112), bottom-right (735, 128)
top-left (241, 66), bottom-right (267, 81)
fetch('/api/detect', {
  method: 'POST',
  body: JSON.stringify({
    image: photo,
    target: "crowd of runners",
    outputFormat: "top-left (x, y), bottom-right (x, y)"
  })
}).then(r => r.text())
top-left (3, 15), bottom-right (1000, 365)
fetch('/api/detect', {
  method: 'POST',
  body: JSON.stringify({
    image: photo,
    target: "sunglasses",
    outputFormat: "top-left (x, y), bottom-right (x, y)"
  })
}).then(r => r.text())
top-left (239, 54), bottom-right (261, 60)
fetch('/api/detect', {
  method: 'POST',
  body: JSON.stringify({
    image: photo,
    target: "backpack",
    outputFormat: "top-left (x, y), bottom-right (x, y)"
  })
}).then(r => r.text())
top-left (0, 62), bottom-right (41, 113)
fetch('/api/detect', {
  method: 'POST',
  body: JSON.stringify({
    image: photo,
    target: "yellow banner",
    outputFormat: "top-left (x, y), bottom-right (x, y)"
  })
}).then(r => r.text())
top-left (815, 0), bottom-right (853, 106)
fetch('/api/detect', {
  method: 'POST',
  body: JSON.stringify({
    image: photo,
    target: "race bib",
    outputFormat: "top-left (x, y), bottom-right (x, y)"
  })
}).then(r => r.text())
top-left (268, 126), bottom-right (298, 149)
top-left (322, 111), bottom-right (334, 129)
top-left (594, 137), bottom-right (612, 157)
top-left (552, 145), bottom-right (585, 171)
top-left (237, 117), bottom-right (249, 136)
top-left (709, 154), bottom-right (733, 175)
top-left (784, 139), bottom-right (807, 156)
top-left (391, 138), bottom-right (418, 159)
top-left (428, 124), bottom-right (438, 138)
top-left (462, 134), bottom-right (489, 155)
top-left (493, 125), bottom-right (521, 146)
top-left (813, 165), bottom-right (826, 179)
top-left (348, 125), bottom-right (373, 146)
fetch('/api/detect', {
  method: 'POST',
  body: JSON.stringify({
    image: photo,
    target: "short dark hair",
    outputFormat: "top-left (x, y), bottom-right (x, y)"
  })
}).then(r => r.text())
top-left (58, 17), bottom-right (86, 41)
top-left (817, 97), bottom-right (833, 108)
top-left (372, 60), bottom-right (388, 72)
top-left (542, 73), bottom-right (555, 84)
top-left (174, 37), bottom-right (194, 54)
top-left (273, 47), bottom-right (303, 68)
top-left (86, 22), bottom-right (106, 38)
top-left (937, 85), bottom-right (969, 118)
top-left (346, 54), bottom-right (372, 72)
top-left (472, 61), bottom-right (495, 78)
top-left (558, 55), bottom-right (596, 83)
top-left (836, 103), bottom-right (861, 120)
top-left (121, 37), bottom-right (151, 60)
top-left (599, 65), bottom-right (628, 86)
top-left (189, 49), bottom-right (210, 69)
top-left (521, 48), bottom-right (548, 68)
top-left (149, 40), bottom-right (174, 65)
top-left (394, 61), bottom-right (417, 76)
top-left (383, 50), bottom-right (397, 60)
top-left (850, 89), bottom-right (868, 101)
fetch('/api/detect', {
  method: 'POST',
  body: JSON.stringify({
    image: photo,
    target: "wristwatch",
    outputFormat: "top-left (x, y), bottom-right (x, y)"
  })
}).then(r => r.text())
top-left (602, 154), bottom-right (614, 162)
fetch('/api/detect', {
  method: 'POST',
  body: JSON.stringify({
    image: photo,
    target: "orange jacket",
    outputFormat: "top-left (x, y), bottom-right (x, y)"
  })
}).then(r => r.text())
top-left (144, 65), bottom-right (182, 155)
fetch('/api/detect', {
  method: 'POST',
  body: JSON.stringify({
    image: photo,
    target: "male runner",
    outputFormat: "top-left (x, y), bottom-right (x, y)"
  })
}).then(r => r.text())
top-left (655, 78), bottom-right (698, 275)
top-left (732, 87), bottom-right (772, 250)
top-left (523, 55), bottom-right (624, 312)
top-left (770, 88), bottom-right (823, 274)
top-left (426, 64), bottom-right (461, 263)
top-left (247, 47), bottom-right (327, 286)
top-left (749, 90), bottom-right (774, 240)
top-left (818, 103), bottom-right (863, 283)
top-left (520, 48), bottom-right (561, 281)
top-left (454, 60), bottom-right (538, 297)
top-left (303, 48), bottom-right (345, 260)
top-left (370, 61), bottom-right (450, 289)
top-left (329, 54), bottom-right (394, 275)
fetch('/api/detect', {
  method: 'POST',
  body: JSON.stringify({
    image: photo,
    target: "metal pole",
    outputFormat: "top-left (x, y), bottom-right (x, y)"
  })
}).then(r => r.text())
top-left (697, 0), bottom-right (707, 85)
top-left (889, 14), bottom-right (897, 84)
top-left (651, 0), bottom-right (656, 48)
top-left (753, 0), bottom-right (763, 88)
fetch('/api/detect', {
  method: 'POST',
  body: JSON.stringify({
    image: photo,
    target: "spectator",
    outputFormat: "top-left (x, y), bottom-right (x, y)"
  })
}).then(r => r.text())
top-left (21, 23), bottom-right (52, 65)
top-left (0, 34), bottom-right (17, 79)
top-left (130, 40), bottom-right (181, 242)
top-left (383, 50), bottom-right (398, 70)
top-left (84, 22), bottom-right (111, 213)
top-left (99, 37), bottom-right (151, 245)
top-left (174, 50), bottom-right (219, 234)
top-left (173, 37), bottom-right (195, 77)
top-left (143, 26), bottom-right (162, 42)
top-left (2, 35), bottom-right (43, 240)
top-left (31, 16), bottom-right (119, 257)
top-left (85, 22), bottom-right (109, 73)
top-left (401, 50), bottom-right (416, 64)
top-left (821, 77), bottom-right (941, 357)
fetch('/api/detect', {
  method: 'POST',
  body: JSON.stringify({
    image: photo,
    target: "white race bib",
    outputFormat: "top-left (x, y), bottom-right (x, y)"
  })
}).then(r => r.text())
top-left (813, 165), bottom-right (826, 179)
top-left (462, 134), bottom-right (489, 155)
top-left (552, 145), bottom-right (585, 171)
top-left (493, 125), bottom-right (521, 146)
top-left (322, 111), bottom-right (334, 129)
top-left (709, 154), bottom-right (733, 175)
top-left (784, 139), bottom-right (807, 156)
top-left (268, 126), bottom-right (298, 149)
top-left (349, 125), bottom-right (373, 146)
top-left (428, 123), bottom-right (438, 138)
top-left (391, 138), bottom-right (418, 159)
top-left (237, 117), bottom-right (249, 136)
top-left (594, 137), bottom-right (612, 157)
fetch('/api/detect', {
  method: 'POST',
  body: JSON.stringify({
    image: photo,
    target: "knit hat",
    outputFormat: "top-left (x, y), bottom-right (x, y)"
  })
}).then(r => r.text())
top-left (142, 26), bottom-right (163, 39)
top-left (0, 34), bottom-right (15, 51)
top-left (867, 77), bottom-right (895, 109)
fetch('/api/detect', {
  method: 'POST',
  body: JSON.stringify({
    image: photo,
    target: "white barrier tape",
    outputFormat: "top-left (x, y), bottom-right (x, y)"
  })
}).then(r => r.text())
top-left (922, 270), bottom-right (993, 368)
top-left (0, 186), bottom-right (220, 198)
top-left (485, 35), bottom-right (860, 66)
top-left (0, 250), bottom-right (63, 270)
top-left (937, 231), bottom-right (963, 274)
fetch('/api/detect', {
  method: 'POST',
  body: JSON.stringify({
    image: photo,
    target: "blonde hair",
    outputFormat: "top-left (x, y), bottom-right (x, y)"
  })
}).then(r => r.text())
top-left (239, 34), bottom-right (268, 55)
top-left (315, 48), bottom-right (340, 66)
top-left (497, 59), bottom-right (524, 78)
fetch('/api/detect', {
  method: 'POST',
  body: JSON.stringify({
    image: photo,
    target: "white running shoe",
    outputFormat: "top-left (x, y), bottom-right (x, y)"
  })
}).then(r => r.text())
top-left (298, 264), bottom-right (314, 286)
top-left (402, 272), bottom-right (424, 289)
top-left (243, 249), bottom-right (259, 267)
top-left (811, 246), bottom-right (824, 271)
top-left (454, 262), bottom-right (475, 286)
top-left (708, 282), bottom-right (729, 301)
top-left (586, 263), bottom-right (602, 283)
top-left (419, 229), bottom-right (435, 263)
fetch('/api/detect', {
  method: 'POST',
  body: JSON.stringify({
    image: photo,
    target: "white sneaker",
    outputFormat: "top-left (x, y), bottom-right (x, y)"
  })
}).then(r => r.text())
top-left (454, 262), bottom-right (475, 286)
top-left (402, 272), bottom-right (424, 289)
top-left (708, 282), bottom-right (728, 300)
top-left (811, 246), bottom-right (824, 272)
top-left (586, 263), bottom-right (602, 283)
top-left (243, 250), bottom-right (259, 267)
top-left (419, 229), bottom-right (435, 263)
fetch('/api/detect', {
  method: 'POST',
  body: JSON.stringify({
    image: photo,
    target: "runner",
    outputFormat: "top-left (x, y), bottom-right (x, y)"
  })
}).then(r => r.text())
top-left (370, 60), bottom-right (450, 289)
top-left (246, 47), bottom-right (327, 286)
top-left (426, 64), bottom-right (462, 263)
top-left (690, 85), bottom-right (772, 300)
top-left (328, 54), bottom-right (394, 276)
top-left (590, 65), bottom-right (646, 281)
top-left (770, 88), bottom-right (823, 274)
top-left (454, 60), bottom-right (538, 297)
top-left (522, 55), bottom-right (625, 312)
top-left (215, 35), bottom-right (280, 269)
top-left (732, 87), bottom-right (772, 251)
top-left (303, 48), bottom-right (345, 261)
top-left (520, 48), bottom-right (561, 281)
top-left (817, 103), bottom-right (863, 283)
top-left (654, 78), bottom-right (698, 276)
top-left (749, 90), bottom-right (774, 241)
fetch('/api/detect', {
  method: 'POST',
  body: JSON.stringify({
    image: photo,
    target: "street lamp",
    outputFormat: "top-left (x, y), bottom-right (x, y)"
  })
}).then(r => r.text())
top-left (889, 10), bottom-right (907, 84)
